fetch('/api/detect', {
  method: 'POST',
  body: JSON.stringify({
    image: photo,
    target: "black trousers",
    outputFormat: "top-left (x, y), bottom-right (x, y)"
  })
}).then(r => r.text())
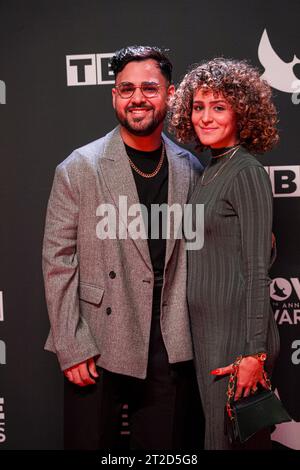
top-left (64, 279), bottom-right (204, 450)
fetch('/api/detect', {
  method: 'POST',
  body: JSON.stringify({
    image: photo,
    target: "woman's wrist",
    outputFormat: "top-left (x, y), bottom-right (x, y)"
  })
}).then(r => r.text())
top-left (245, 352), bottom-right (267, 363)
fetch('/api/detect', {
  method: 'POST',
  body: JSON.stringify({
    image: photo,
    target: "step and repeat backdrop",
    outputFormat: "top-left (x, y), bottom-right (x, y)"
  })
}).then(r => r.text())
top-left (0, 0), bottom-right (299, 450)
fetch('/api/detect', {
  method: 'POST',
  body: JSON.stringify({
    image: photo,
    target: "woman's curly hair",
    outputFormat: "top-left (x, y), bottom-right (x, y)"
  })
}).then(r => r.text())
top-left (168, 58), bottom-right (279, 153)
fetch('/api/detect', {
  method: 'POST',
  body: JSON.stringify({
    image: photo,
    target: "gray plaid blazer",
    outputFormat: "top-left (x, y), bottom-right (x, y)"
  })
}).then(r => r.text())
top-left (42, 127), bottom-right (202, 378)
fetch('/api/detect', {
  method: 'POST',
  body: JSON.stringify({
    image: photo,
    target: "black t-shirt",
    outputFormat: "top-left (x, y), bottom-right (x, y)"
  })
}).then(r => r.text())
top-left (125, 143), bottom-right (168, 275)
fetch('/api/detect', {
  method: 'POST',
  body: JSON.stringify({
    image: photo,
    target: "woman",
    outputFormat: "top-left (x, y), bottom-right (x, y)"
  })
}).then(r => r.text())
top-left (169, 58), bottom-right (280, 450)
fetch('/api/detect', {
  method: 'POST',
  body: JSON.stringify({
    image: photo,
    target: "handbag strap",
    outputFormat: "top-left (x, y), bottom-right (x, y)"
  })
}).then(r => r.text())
top-left (225, 354), bottom-right (271, 420)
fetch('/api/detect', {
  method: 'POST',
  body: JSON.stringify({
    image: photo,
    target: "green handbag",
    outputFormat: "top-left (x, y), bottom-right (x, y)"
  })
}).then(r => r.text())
top-left (224, 356), bottom-right (291, 444)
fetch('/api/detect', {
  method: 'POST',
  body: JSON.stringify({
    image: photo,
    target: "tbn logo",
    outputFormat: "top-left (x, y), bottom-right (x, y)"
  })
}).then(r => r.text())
top-left (66, 53), bottom-right (114, 86)
top-left (265, 166), bottom-right (300, 197)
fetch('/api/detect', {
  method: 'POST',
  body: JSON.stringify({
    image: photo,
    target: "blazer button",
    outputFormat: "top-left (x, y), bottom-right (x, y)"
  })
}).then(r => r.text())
top-left (109, 271), bottom-right (116, 279)
top-left (106, 307), bottom-right (112, 315)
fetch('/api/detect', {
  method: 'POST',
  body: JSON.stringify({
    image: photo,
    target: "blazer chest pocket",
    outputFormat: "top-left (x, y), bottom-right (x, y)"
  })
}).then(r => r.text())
top-left (79, 282), bottom-right (105, 306)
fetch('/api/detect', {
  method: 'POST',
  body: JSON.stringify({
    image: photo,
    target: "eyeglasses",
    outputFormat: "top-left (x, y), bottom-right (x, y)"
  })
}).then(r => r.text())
top-left (115, 83), bottom-right (162, 99)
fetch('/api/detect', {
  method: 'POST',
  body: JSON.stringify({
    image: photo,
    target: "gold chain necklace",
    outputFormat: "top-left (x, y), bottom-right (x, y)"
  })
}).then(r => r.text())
top-left (128, 143), bottom-right (165, 178)
top-left (201, 145), bottom-right (240, 186)
top-left (211, 144), bottom-right (240, 159)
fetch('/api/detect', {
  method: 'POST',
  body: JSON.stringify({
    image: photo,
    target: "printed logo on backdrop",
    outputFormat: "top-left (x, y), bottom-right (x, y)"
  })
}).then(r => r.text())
top-left (66, 53), bottom-right (114, 86)
top-left (271, 276), bottom-right (300, 370)
top-left (0, 81), bottom-right (5, 104)
top-left (0, 398), bottom-right (5, 443)
top-left (270, 278), bottom-right (300, 450)
top-left (271, 277), bottom-right (300, 327)
top-left (265, 166), bottom-right (300, 198)
top-left (0, 292), bottom-right (3, 322)
top-left (0, 293), bottom-right (6, 365)
top-left (271, 389), bottom-right (300, 450)
top-left (258, 28), bottom-right (300, 103)
top-left (0, 341), bottom-right (5, 365)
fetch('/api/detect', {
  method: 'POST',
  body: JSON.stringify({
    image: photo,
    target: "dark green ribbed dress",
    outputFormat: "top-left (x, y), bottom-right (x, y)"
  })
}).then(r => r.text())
top-left (187, 146), bottom-right (280, 450)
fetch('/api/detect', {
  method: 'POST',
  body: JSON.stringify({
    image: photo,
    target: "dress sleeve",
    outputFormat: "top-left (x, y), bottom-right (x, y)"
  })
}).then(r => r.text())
top-left (228, 165), bottom-right (273, 355)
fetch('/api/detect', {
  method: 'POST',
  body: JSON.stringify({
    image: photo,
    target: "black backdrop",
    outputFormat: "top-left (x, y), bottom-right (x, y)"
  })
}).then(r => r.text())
top-left (0, 0), bottom-right (299, 450)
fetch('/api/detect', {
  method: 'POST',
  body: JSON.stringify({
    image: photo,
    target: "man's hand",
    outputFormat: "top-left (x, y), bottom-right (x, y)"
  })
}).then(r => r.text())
top-left (64, 357), bottom-right (99, 386)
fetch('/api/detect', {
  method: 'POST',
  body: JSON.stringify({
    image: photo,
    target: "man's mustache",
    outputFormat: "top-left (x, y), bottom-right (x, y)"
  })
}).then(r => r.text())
top-left (126, 105), bottom-right (153, 111)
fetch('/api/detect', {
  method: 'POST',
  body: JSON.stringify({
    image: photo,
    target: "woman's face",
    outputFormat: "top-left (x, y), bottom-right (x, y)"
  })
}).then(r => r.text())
top-left (191, 88), bottom-right (238, 148)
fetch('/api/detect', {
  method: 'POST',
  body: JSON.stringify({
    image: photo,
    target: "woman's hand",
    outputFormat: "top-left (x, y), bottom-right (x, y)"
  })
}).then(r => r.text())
top-left (211, 356), bottom-right (269, 400)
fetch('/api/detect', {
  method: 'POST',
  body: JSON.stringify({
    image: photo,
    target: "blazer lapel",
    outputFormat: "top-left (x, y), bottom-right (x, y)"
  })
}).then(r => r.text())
top-left (99, 127), bottom-right (152, 271)
top-left (98, 128), bottom-right (190, 272)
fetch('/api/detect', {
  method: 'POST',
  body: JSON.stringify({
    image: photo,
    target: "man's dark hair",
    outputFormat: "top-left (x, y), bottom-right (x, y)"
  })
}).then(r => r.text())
top-left (110, 45), bottom-right (172, 83)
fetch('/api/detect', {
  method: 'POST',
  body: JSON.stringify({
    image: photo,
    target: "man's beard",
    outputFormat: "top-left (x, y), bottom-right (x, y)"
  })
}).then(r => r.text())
top-left (115, 107), bottom-right (166, 137)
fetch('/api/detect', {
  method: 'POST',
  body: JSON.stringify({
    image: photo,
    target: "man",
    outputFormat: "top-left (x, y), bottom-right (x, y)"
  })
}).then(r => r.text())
top-left (43, 46), bottom-right (203, 450)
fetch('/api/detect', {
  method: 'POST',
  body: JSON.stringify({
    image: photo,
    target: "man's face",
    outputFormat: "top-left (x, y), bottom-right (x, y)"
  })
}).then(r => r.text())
top-left (112, 59), bottom-right (174, 137)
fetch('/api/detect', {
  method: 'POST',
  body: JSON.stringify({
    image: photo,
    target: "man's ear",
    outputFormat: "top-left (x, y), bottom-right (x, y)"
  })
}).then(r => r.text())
top-left (166, 84), bottom-right (175, 106)
top-left (167, 84), bottom-right (175, 100)
top-left (112, 87), bottom-right (116, 109)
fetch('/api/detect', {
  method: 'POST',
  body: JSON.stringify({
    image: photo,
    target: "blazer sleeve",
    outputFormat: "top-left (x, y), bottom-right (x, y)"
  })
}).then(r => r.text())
top-left (42, 159), bottom-right (100, 370)
top-left (228, 164), bottom-right (273, 356)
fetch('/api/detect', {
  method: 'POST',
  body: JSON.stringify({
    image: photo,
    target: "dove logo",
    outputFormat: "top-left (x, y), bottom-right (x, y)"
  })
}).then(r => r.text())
top-left (270, 278), bottom-right (292, 301)
top-left (258, 29), bottom-right (300, 95)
